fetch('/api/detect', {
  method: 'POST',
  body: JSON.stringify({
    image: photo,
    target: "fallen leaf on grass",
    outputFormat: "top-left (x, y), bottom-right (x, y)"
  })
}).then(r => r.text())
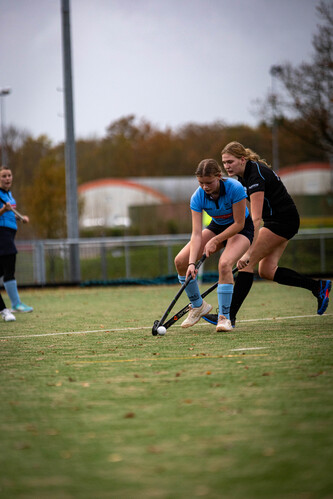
top-left (147, 446), bottom-right (163, 454)
top-left (46, 429), bottom-right (59, 436)
top-left (262, 372), bottom-right (272, 376)
top-left (124, 412), bottom-right (135, 418)
top-left (25, 424), bottom-right (37, 433)
top-left (14, 442), bottom-right (31, 450)
top-left (263, 447), bottom-right (275, 456)
top-left (108, 454), bottom-right (122, 462)
top-left (308, 371), bottom-right (325, 377)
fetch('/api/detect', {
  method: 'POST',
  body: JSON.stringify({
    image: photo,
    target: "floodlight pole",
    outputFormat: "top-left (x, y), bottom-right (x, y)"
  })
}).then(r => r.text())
top-left (61, 0), bottom-right (81, 282)
top-left (0, 87), bottom-right (11, 166)
top-left (270, 65), bottom-right (282, 173)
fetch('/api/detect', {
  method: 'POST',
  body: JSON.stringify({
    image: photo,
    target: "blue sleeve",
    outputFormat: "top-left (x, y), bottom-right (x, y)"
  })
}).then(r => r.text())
top-left (0, 191), bottom-right (18, 230)
top-left (228, 179), bottom-right (247, 204)
top-left (190, 188), bottom-right (203, 213)
top-left (233, 181), bottom-right (247, 203)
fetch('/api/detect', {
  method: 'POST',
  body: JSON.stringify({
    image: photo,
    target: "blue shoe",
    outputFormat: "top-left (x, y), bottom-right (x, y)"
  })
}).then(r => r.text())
top-left (317, 280), bottom-right (331, 315)
top-left (203, 313), bottom-right (218, 325)
top-left (11, 302), bottom-right (33, 313)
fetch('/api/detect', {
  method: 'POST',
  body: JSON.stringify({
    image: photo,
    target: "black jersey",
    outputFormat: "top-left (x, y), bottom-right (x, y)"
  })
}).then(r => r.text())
top-left (239, 161), bottom-right (296, 220)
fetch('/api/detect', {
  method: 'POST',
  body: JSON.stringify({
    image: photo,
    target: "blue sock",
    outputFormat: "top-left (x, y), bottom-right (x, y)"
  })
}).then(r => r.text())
top-left (217, 283), bottom-right (234, 319)
top-left (178, 275), bottom-right (203, 308)
top-left (4, 279), bottom-right (21, 308)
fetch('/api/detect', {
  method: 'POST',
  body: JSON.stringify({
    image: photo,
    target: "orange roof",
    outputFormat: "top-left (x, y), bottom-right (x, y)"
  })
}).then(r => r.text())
top-left (78, 178), bottom-right (170, 203)
top-left (279, 162), bottom-right (330, 176)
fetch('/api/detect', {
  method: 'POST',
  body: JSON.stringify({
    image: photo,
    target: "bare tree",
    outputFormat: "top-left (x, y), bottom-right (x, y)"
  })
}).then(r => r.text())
top-left (268, 1), bottom-right (333, 155)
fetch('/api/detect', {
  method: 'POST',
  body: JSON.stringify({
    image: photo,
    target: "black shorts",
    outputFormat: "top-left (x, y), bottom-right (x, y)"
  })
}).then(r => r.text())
top-left (0, 228), bottom-right (17, 256)
top-left (0, 253), bottom-right (16, 281)
top-left (263, 206), bottom-right (300, 240)
top-left (206, 216), bottom-right (254, 244)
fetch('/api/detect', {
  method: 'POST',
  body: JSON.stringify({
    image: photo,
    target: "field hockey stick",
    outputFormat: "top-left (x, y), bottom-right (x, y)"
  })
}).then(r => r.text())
top-left (0, 196), bottom-right (25, 222)
top-left (163, 266), bottom-right (239, 331)
top-left (162, 280), bottom-right (218, 330)
top-left (152, 254), bottom-right (207, 335)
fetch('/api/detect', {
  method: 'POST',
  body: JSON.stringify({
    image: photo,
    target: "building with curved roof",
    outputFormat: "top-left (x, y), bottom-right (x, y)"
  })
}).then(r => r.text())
top-left (278, 162), bottom-right (331, 195)
top-left (78, 178), bottom-right (170, 228)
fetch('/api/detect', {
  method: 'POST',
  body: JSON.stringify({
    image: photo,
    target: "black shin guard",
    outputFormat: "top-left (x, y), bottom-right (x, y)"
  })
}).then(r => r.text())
top-left (230, 272), bottom-right (254, 321)
top-left (0, 295), bottom-right (6, 311)
top-left (273, 267), bottom-right (318, 295)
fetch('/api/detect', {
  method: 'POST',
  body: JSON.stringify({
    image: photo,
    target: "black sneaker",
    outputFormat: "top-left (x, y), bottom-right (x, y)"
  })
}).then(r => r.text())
top-left (202, 313), bottom-right (218, 325)
top-left (316, 280), bottom-right (331, 315)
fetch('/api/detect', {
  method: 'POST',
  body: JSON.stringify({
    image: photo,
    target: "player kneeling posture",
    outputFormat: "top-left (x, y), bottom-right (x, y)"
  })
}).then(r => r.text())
top-left (174, 159), bottom-right (254, 332)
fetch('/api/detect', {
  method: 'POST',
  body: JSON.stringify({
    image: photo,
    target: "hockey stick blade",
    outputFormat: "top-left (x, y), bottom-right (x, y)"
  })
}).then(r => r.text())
top-left (163, 281), bottom-right (218, 330)
top-left (152, 254), bottom-right (207, 335)
top-left (163, 265), bottom-right (239, 331)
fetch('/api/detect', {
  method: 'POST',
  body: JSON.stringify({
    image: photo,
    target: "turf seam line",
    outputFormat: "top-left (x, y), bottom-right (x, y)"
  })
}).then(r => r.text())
top-left (0, 313), bottom-right (331, 340)
top-left (71, 353), bottom-right (269, 364)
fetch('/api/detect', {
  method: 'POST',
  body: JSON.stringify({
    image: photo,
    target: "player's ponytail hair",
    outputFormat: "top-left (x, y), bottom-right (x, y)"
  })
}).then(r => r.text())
top-left (195, 158), bottom-right (222, 177)
top-left (221, 141), bottom-right (270, 168)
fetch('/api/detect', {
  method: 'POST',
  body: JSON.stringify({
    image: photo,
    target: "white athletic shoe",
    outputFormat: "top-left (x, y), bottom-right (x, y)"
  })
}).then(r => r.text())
top-left (216, 315), bottom-right (233, 332)
top-left (181, 300), bottom-right (212, 328)
top-left (1, 308), bottom-right (16, 322)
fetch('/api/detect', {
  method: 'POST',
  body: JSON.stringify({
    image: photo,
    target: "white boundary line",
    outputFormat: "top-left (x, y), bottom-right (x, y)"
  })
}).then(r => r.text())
top-left (230, 347), bottom-right (268, 351)
top-left (0, 313), bottom-right (331, 340)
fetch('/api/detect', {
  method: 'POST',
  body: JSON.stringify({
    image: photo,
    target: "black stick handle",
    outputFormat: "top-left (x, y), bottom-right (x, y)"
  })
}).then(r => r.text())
top-left (157, 254), bottom-right (206, 327)
top-left (162, 265), bottom-right (238, 330)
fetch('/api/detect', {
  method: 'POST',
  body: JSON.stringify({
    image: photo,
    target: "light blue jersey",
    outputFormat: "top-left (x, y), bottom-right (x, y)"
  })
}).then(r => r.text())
top-left (0, 189), bottom-right (18, 230)
top-left (190, 178), bottom-right (249, 225)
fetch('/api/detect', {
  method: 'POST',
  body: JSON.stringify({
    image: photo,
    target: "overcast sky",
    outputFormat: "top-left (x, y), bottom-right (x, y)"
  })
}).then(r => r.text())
top-left (1, 0), bottom-right (319, 145)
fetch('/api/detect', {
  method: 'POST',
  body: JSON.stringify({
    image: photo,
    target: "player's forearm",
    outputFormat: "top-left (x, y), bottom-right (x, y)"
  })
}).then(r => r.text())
top-left (215, 220), bottom-right (245, 245)
top-left (189, 234), bottom-right (202, 263)
top-left (247, 218), bottom-right (262, 256)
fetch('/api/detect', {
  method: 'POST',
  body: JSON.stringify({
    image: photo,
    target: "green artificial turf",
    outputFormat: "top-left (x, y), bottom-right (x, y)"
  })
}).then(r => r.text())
top-left (0, 281), bottom-right (332, 498)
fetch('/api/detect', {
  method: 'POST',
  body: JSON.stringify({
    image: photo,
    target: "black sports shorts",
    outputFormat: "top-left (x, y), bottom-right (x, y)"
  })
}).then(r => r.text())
top-left (206, 215), bottom-right (254, 244)
top-left (0, 228), bottom-right (17, 256)
top-left (263, 206), bottom-right (300, 240)
top-left (0, 253), bottom-right (16, 281)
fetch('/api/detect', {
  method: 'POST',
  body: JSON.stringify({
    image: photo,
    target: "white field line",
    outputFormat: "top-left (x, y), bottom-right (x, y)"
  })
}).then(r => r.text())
top-left (230, 347), bottom-right (268, 351)
top-left (0, 313), bottom-right (331, 340)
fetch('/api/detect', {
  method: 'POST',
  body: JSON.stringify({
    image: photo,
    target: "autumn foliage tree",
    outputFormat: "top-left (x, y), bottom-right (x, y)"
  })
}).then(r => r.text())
top-left (22, 155), bottom-right (67, 238)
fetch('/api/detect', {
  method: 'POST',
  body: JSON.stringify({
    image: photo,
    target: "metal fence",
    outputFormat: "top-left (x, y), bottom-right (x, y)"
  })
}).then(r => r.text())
top-left (13, 229), bottom-right (333, 286)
